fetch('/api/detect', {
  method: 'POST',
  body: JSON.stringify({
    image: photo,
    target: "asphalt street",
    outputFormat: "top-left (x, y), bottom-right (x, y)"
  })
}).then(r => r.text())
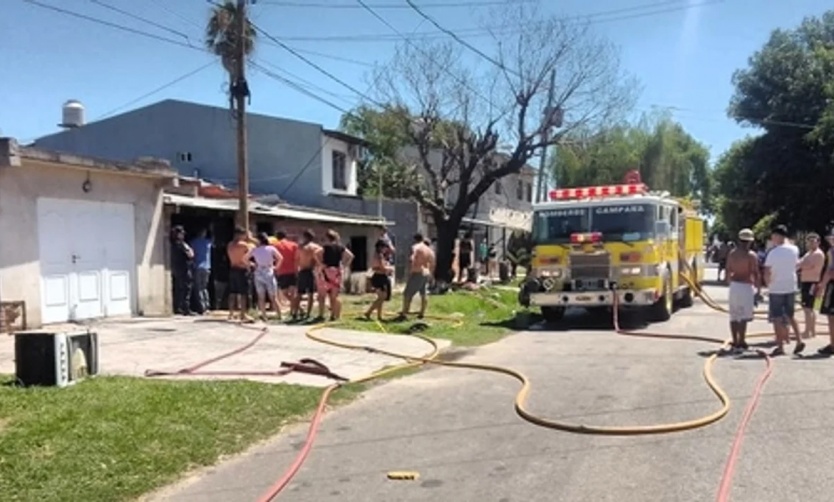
top-left (151, 276), bottom-right (834, 502)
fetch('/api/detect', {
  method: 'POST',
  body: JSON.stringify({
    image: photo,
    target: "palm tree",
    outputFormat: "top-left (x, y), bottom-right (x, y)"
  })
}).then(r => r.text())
top-left (205, 0), bottom-right (257, 229)
top-left (205, 0), bottom-right (256, 79)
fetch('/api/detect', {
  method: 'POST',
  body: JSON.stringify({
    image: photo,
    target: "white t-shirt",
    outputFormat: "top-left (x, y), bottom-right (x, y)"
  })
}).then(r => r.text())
top-left (251, 245), bottom-right (279, 270)
top-left (764, 243), bottom-right (799, 294)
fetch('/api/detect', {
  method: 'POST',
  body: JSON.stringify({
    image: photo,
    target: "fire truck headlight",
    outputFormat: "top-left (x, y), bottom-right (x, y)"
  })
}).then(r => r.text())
top-left (619, 266), bottom-right (642, 276)
top-left (539, 268), bottom-right (564, 279)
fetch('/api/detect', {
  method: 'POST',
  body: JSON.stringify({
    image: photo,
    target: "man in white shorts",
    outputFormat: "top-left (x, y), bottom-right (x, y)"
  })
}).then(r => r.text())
top-left (725, 228), bottom-right (760, 353)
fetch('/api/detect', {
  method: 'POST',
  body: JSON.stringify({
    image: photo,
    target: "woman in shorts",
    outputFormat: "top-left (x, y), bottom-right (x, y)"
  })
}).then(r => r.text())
top-left (364, 240), bottom-right (393, 320)
top-left (250, 233), bottom-right (283, 321)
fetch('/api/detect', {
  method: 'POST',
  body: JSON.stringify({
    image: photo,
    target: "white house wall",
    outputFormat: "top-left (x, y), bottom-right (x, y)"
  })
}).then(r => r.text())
top-left (321, 136), bottom-right (359, 196)
top-left (0, 162), bottom-right (168, 327)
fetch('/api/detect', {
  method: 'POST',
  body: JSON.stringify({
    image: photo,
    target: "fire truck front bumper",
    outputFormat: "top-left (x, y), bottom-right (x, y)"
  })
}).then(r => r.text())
top-left (528, 288), bottom-right (658, 308)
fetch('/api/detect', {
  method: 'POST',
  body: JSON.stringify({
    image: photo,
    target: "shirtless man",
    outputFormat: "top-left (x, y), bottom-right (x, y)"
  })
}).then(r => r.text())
top-left (226, 226), bottom-right (254, 322)
top-left (725, 228), bottom-right (760, 352)
top-left (398, 233), bottom-right (436, 320)
top-left (294, 229), bottom-right (322, 319)
top-left (798, 233), bottom-right (825, 338)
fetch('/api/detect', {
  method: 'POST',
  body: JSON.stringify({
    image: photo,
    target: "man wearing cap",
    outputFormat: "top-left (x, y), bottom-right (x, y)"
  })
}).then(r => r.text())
top-left (725, 228), bottom-right (760, 352)
top-left (763, 224), bottom-right (804, 356)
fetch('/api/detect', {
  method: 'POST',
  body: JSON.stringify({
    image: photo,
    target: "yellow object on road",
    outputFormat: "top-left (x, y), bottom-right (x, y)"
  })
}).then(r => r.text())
top-left (387, 471), bottom-right (420, 480)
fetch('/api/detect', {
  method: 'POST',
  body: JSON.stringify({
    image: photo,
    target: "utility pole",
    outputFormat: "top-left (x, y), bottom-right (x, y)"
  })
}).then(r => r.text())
top-left (234, 0), bottom-right (250, 231)
top-left (535, 70), bottom-right (558, 203)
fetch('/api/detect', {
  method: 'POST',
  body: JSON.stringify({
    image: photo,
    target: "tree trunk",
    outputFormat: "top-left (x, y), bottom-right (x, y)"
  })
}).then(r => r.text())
top-left (433, 214), bottom-right (462, 285)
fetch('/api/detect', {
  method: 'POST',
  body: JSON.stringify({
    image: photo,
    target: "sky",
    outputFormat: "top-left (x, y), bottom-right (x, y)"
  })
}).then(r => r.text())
top-left (1, 0), bottom-right (831, 162)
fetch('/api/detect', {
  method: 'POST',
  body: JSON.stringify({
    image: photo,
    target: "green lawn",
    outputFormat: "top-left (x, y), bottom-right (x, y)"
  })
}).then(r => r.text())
top-left (0, 376), bottom-right (359, 502)
top-left (335, 287), bottom-right (522, 346)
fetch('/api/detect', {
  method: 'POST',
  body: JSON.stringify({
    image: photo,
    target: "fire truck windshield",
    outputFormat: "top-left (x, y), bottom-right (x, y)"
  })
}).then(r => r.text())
top-left (532, 207), bottom-right (590, 244)
top-left (590, 203), bottom-right (655, 242)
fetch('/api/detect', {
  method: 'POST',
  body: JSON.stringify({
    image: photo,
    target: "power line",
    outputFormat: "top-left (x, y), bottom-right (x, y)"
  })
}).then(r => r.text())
top-left (255, 59), bottom-right (356, 105)
top-left (260, 0), bottom-right (536, 9)
top-left (94, 61), bottom-right (217, 121)
top-left (405, 0), bottom-right (520, 79)
top-left (147, 0), bottom-right (205, 31)
top-left (403, 0), bottom-right (721, 75)
top-left (355, 0), bottom-right (501, 112)
top-left (249, 21), bottom-right (386, 107)
top-left (22, 0), bottom-right (199, 51)
top-left (88, 0), bottom-right (195, 45)
top-left (256, 1), bottom-right (717, 43)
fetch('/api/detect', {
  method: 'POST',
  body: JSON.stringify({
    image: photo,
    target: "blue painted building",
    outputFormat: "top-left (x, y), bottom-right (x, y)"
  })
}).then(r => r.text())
top-left (34, 99), bottom-right (420, 275)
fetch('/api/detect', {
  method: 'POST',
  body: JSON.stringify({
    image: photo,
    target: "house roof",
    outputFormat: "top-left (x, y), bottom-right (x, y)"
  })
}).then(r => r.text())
top-left (163, 193), bottom-right (392, 227)
top-left (33, 99), bottom-right (344, 145)
top-left (1, 137), bottom-right (177, 178)
top-left (323, 129), bottom-right (371, 147)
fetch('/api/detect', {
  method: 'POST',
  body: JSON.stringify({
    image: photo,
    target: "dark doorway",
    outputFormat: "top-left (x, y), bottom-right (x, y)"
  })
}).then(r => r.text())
top-left (169, 208), bottom-right (235, 310)
top-left (256, 221), bottom-right (273, 235)
top-left (349, 235), bottom-right (368, 272)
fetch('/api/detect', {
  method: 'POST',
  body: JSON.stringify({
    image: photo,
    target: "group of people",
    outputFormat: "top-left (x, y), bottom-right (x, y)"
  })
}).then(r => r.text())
top-left (170, 223), bottom-right (437, 324)
top-left (725, 225), bottom-right (834, 356)
top-left (225, 226), bottom-right (356, 322)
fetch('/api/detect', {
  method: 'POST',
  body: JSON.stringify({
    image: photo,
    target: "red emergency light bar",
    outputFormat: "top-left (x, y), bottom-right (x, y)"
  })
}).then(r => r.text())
top-left (549, 183), bottom-right (648, 201)
top-left (570, 232), bottom-right (603, 244)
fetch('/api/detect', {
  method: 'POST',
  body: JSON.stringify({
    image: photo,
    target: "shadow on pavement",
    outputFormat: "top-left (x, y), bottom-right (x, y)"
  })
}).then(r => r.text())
top-left (484, 308), bottom-right (650, 332)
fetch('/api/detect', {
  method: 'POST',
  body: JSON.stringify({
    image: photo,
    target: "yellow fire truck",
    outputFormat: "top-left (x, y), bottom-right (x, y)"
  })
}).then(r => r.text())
top-left (518, 181), bottom-right (705, 323)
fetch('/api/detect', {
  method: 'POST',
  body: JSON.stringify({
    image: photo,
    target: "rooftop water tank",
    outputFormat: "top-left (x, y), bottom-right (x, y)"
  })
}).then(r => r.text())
top-left (60, 100), bottom-right (85, 129)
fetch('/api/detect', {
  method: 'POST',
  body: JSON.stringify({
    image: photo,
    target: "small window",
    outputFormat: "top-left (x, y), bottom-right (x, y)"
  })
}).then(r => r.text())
top-left (517, 180), bottom-right (524, 199)
top-left (332, 151), bottom-right (347, 190)
top-left (525, 183), bottom-right (533, 202)
top-left (495, 182), bottom-right (502, 195)
top-left (178, 152), bottom-right (193, 162)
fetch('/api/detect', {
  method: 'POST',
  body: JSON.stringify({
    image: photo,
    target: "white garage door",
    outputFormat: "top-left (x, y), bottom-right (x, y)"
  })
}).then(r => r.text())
top-left (38, 198), bottom-right (136, 324)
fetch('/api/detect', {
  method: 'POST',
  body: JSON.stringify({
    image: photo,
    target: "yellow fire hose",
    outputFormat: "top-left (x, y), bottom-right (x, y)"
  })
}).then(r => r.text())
top-left (260, 275), bottom-right (830, 499)
top-left (304, 280), bottom-right (752, 435)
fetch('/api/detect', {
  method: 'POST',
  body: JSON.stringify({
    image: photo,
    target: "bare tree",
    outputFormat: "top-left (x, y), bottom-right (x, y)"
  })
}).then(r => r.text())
top-left (345, 3), bottom-right (638, 283)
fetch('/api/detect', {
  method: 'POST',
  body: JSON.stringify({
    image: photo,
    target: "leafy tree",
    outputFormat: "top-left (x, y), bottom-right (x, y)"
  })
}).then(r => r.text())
top-left (552, 113), bottom-right (713, 211)
top-left (341, 4), bottom-right (637, 282)
top-left (716, 12), bottom-right (834, 235)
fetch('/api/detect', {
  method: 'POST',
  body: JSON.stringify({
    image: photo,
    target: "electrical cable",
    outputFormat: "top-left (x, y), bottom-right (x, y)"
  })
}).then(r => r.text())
top-left (260, 0), bottom-right (538, 9)
top-left (22, 0), bottom-right (199, 51)
top-left (93, 61), bottom-right (217, 121)
top-left (268, 0), bottom-right (721, 43)
top-left (88, 0), bottom-right (195, 45)
top-left (404, 0), bottom-right (721, 77)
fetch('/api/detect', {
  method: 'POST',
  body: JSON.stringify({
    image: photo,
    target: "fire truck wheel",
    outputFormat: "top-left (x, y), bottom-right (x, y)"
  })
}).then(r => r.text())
top-left (541, 306), bottom-right (565, 323)
top-left (649, 273), bottom-right (673, 322)
top-left (678, 260), bottom-right (697, 308)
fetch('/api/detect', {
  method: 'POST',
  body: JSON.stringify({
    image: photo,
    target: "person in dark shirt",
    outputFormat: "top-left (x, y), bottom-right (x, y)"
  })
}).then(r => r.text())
top-left (170, 225), bottom-right (195, 315)
top-left (458, 231), bottom-right (474, 283)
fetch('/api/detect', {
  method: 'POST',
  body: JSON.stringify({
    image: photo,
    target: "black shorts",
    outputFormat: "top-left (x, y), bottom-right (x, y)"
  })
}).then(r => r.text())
top-left (370, 273), bottom-right (391, 301)
top-left (276, 273), bottom-right (297, 290)
top-left (459, 256), bottom-right (472, 270)
top-left (800, 282), bottom-right (817, 308)
top-left (821, 282), bottom-right (834, 316)
top-left (228, 267), bottom-right (250, 295)
top-left (297, 268), bottom-right (316, 295)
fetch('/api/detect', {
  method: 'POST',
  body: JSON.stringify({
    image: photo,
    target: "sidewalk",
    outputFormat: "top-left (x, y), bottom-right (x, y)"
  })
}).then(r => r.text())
top-left (0, 316), bottom-right (450, 387)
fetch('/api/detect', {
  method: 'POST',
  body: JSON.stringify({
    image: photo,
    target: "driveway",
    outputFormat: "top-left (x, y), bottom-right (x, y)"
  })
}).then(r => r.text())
top-left (0, 317), bottom-right (449, 387)
top-left (149, 277), bottom-right (834, 502)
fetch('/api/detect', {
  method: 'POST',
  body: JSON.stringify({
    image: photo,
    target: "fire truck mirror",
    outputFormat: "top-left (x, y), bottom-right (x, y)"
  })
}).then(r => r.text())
top-left (655, 221), bottom-right (670, 236)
